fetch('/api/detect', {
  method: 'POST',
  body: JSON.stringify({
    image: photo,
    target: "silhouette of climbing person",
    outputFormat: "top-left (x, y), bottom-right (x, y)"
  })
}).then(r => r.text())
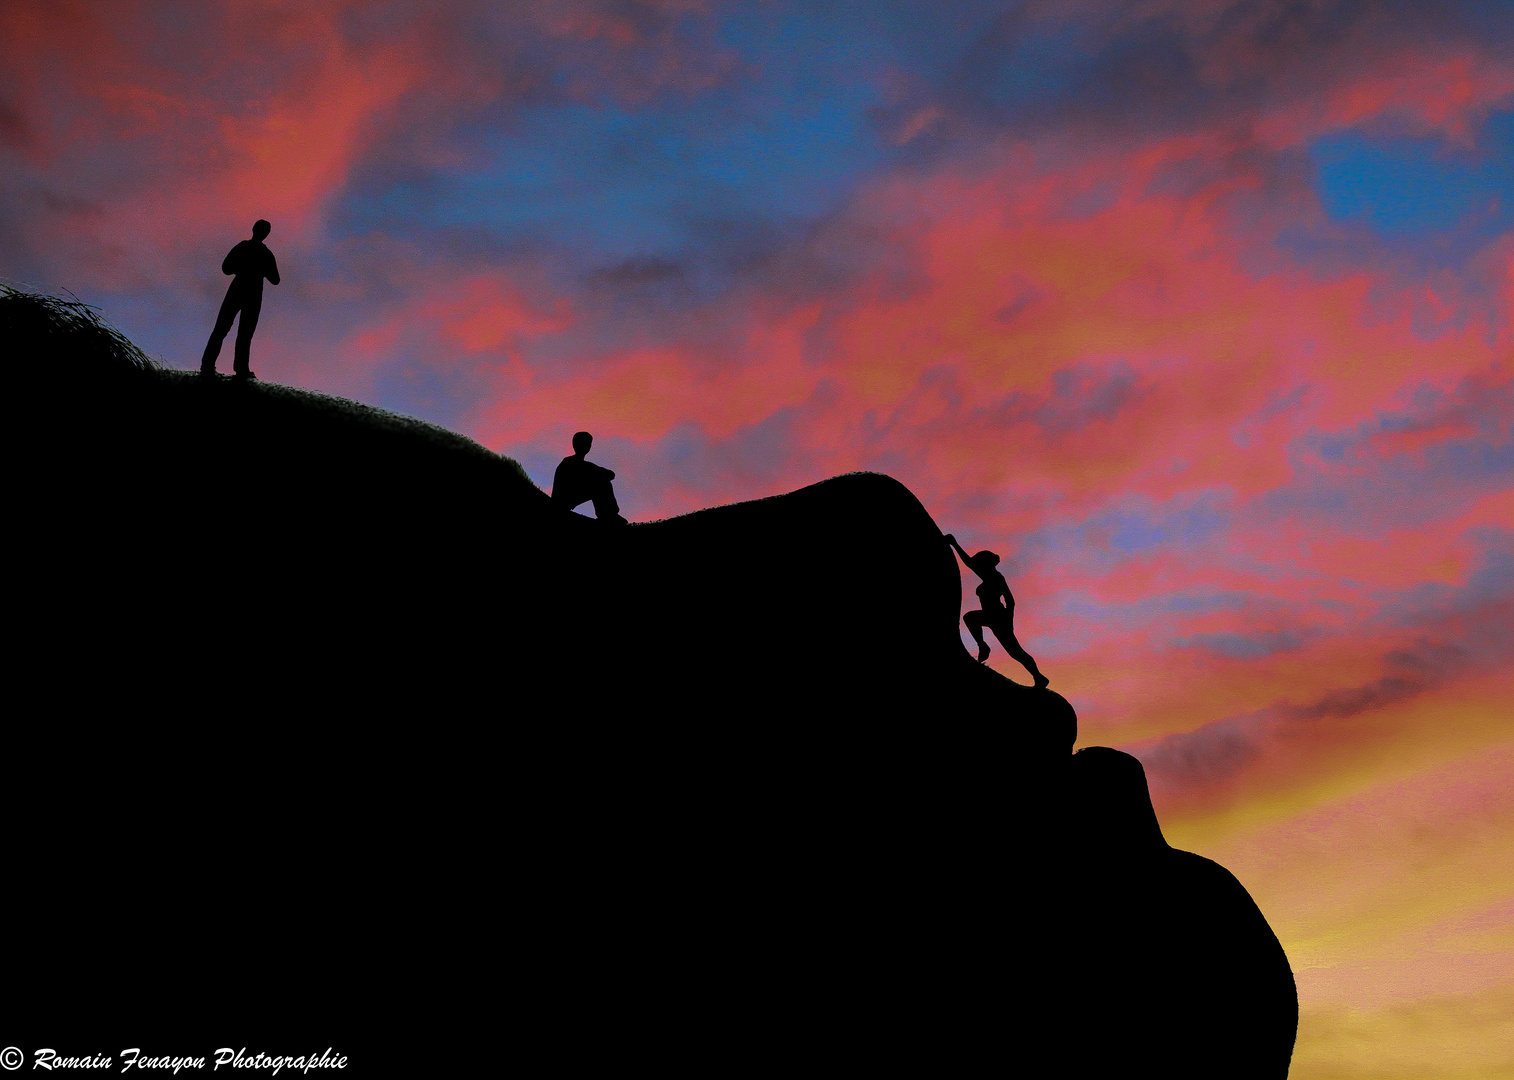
top-left (201, 219), bottom-right (279, 379)
top-left (945, 533), bottom-right (1048, 688)
top-left (552, 432), bottom-right (628, 525)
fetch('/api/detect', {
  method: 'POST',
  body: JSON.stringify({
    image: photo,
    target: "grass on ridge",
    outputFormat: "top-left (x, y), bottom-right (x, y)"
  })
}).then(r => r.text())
top-left (0, 281), bottom-right (535, 489)
top-left (1, 281), bottom-right (162, 378)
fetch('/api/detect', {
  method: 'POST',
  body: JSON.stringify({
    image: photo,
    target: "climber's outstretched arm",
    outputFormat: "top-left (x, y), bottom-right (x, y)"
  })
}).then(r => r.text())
top-left (944, 534), bottom-right (976, 574)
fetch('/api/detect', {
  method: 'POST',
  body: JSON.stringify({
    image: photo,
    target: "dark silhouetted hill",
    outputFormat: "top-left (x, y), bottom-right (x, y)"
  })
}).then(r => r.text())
top-left (4, 285), bottom-right (1295, 1074)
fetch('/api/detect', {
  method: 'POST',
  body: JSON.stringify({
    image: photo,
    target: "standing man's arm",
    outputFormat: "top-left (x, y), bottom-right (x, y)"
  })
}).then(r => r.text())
top-left (221, 243), bottom-right (242, 276)
top-left (265, 248), bottom-right (280, 286)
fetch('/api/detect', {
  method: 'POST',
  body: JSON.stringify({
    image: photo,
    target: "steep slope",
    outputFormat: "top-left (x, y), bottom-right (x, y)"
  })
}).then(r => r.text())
top-left (1062, 747), bottom-right (1300, 1078)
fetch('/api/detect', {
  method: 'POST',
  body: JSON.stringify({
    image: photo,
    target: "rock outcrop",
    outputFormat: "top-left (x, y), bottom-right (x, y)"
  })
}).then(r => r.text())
top-left (5, 286), bottom-right (1294, 1073)
top-left (1056, 748), bottom-right (1299, 1078)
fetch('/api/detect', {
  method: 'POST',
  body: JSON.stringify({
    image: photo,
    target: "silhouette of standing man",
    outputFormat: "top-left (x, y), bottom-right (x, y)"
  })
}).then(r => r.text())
top-left (945, 533), bottom-right (1049, 688)
top-left (201, 219), bottom-right (279, 379)
top-left (552, 432), bottom-right (627, 525)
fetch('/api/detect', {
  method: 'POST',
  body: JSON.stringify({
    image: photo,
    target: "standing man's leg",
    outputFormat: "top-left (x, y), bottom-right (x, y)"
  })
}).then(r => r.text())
top-left (201, 286), bottom-right (242, 374)
top-left (233, 291), bottom-right (262, 376)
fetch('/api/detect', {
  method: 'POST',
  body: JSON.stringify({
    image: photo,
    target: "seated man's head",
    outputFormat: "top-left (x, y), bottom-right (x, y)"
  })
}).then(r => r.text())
top-left (572, 431), bottom-right (593, 455)
top-left (252, 219), bottom-right (272, 240)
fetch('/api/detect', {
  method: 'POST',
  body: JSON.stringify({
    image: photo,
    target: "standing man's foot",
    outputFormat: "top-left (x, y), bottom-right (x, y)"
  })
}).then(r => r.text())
top-left (233, 369), bottom-right (257, 380)
top-left (199, 366), bottom-right (215, 377)
top-left (976, 642), bottom-right (990, 663)
top-left (1033, 673), bottom-right (1050, 689)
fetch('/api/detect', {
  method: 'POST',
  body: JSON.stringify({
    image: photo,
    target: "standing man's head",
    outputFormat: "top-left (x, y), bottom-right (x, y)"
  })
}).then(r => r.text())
top-left (252, 219), bottom-right (271, 241)
top-left (572, 431), bottom-right (593, 456)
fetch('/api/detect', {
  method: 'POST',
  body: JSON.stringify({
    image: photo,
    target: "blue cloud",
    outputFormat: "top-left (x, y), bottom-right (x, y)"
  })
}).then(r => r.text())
top-left (976, 361), bottom-right (1147, 438)
top-left (1171, 629), bottom-right (1317, 659)
top-left (1309, 111), bottom-right (1514, 241)
top-left (1259, 367), bottom-right (1514, 531)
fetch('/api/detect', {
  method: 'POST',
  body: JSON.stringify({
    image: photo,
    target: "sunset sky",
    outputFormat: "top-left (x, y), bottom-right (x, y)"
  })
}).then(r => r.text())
top-left (2, 1), bottom-right (1510, 1073)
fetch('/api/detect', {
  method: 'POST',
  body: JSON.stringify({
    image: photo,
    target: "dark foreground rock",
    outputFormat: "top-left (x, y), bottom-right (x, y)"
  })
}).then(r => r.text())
top-left (5, 287), bottom-right (1293, 1073)
top-left (1057, 748), bottom-right (1299, 1078)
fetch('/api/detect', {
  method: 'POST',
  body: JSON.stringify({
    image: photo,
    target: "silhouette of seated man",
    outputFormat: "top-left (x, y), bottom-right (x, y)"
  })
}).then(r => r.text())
top-left (552, 431), bottom-right (627, 524)
top-left (201, 218), bottom-right (280, 379)
top-left (945, 533), bottom-right (1048, 688)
